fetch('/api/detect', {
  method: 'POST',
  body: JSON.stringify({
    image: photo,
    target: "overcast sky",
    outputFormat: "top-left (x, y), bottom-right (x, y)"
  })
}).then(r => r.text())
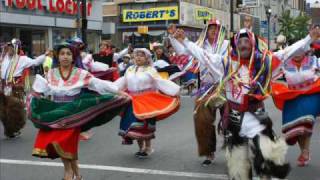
top-left (307, 0), bottom-right (318, 3)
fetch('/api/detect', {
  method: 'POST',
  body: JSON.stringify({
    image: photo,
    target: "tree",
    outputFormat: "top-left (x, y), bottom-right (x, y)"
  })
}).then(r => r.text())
top-left (278, 10), bottom-right (311, 45)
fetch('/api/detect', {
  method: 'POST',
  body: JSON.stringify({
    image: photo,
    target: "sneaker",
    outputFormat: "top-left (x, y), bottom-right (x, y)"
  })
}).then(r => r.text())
top-left (201, 159), bottom-right (212, 167)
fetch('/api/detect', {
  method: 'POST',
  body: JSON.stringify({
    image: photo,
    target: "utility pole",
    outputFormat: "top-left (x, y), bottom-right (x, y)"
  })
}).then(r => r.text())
top-left (230, 0), bottom-right (234, 34)
top-left (265, 6), bottom-right (272, 50)
top-left (76, 0), bottom-right (81, 37)
top-left (81, 0), bottom-right (87, 44)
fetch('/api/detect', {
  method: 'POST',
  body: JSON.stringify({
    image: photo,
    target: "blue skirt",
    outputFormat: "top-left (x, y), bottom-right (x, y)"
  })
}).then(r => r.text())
top-left (282, 93), bottom-right (320, 145)
top-left (119, 104), bottom-right (156, 144)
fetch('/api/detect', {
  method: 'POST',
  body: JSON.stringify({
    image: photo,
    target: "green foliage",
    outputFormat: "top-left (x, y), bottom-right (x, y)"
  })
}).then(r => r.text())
top-left (278, 10), bottom-right (311, 44)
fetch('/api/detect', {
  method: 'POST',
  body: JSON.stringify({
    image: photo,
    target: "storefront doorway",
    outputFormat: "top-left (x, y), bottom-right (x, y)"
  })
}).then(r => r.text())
top-left (20, 29), bottom-right (46, 57)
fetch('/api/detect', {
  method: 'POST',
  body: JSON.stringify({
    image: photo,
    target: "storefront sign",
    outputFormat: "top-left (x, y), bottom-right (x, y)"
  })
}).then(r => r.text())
top-left (5, 0), bottom-right (92, 16)
top-left (138, 26), bottom-right (148, 34)
top-left (122, 6), bottom-right (178, 22)
top-left (180, 2), bottom-right (230, 29)
top-left (242, 0), bottom-right (259, 7)
top-left (195, 8), bottom-right (214, 20)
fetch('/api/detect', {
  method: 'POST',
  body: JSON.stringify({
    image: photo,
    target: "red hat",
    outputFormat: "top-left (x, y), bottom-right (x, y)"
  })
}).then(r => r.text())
top-left (208, 18), bottom-right (221, 26)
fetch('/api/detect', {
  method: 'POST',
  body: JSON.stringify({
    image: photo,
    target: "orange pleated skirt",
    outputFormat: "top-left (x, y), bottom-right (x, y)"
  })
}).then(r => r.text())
top-left (131, 91), bottom-right (180, 121)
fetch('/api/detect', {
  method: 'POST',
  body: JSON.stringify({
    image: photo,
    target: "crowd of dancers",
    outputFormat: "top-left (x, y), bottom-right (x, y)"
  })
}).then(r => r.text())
top-left (1, 20), bottom-right (320, 180)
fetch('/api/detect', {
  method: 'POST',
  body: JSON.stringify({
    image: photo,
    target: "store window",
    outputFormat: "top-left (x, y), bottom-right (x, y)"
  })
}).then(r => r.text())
top-left (87, 32), bottom-right (100, 53)
top-left (0, 26), bottom-right (15, 43)
top-left (32, 32), bottom-right (46, 56)
top-left (52, 29), bottom-right (76, 46)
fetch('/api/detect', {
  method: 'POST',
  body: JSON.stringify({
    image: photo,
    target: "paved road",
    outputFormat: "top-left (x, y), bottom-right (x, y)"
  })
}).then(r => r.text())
top-left (0, 97), bottom-right (319, 180)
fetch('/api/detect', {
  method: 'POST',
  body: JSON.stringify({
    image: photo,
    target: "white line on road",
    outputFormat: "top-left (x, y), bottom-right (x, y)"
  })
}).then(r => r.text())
top-left (0, 159), bottom-right (228, 179)
top-left (0, 159), bottom-right (285, 180)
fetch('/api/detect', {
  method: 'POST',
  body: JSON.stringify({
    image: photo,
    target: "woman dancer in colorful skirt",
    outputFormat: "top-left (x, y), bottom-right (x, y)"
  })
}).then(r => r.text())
top-left (272, 43), bottom-right (320, 166)
top-left (28, 42), bottom-right (130, 180)
top-left (115, 48), bottom-right (180, 158)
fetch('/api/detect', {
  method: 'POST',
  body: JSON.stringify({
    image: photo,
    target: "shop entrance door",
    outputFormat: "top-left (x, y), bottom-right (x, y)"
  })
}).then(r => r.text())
top-left (20, 29), bottom-right (46, 57)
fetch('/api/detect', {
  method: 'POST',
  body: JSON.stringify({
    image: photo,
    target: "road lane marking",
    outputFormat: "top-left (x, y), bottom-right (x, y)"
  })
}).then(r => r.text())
top-left (0, 159), bottom-right (286, 180)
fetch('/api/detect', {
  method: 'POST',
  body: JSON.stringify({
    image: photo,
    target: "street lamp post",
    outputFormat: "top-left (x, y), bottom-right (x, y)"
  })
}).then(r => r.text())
top-left (265, 6), bottom-right (272, 50)
top-left (76, 0), bottom-right (81, 37)
top-left (81, 0), bottom-right (87, 44)
top-left (230, 0), bottom-right (234, 34)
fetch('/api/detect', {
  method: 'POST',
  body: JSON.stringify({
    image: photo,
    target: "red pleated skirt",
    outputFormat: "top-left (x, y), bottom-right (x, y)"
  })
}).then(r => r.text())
top-left (32, 128), bottom-right (81, 160)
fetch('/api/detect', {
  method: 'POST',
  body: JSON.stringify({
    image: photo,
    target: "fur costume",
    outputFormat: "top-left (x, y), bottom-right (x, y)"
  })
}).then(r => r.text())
top-left (224, 106), bottom-right (291, 180)
top-left (0, 91), bottom-right (25, 137)
top-left (194, 96), bottom-right (217, 156)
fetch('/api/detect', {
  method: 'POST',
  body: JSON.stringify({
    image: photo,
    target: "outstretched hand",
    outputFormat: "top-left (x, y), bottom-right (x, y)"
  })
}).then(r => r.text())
top-left (118, 91), bottom-right (131, 99)
top-left (45, 49), bottom-right (52, 56)
top-left (167, 24), bottom-right (177, 35)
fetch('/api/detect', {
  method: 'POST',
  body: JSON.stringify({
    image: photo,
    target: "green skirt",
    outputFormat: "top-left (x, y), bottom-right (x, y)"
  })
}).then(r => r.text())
top-left (27, 92), bottom-right (130, 132)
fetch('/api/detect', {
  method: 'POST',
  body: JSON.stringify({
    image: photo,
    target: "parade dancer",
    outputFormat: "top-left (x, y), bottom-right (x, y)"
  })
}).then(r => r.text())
top-left (115, 48), bottom-right (180, 158)
top-left (93, 40), bottom-right (131, 81)
top-left (68, 37), bottom-right (118, 140)
top-left (28, 42), bottom-right (130, 180)
top-left (171, 26), bottom-right (320, 179)
top-left (272, 41), bottom-right (320, 166)
top-left (168, 19), bottom-right (229, 166)
top-left (0, 39), bottom-right (48, 138)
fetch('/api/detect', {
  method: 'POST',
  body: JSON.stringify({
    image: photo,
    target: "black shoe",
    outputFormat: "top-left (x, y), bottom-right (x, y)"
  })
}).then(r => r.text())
top-left (135, 151), bottom-right (143, 157)
top-left (201, 159), bottom-right (212, 166)
top-left (137, 152), bottom-right (148, 159)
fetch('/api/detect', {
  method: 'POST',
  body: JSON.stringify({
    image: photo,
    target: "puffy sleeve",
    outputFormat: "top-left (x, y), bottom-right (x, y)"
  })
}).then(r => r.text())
top-left (87, 73), bottom-right (119, 94)
top-left (83, 54), bottom-right (109, 72)
top-left (147, 67), bottom-right (180, 96)
top-left (32, 74), bottom-right (50, 94)
top-left (114, 76), bottom-right (127, 91)
top-left (21, 54), bottom-right (46, 69)
top-left (273, 35), bottom-right (312, 62)
top-left (168, 35), bottom-right (190, 55)
top-left (183, 39), bottom-right (224, 83)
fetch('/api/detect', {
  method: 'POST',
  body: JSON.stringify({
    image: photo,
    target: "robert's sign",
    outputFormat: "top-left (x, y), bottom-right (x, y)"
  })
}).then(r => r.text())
top-left (122, 6), bottom-right (178, 22)
top-left (5, 0), bottom-right (92, 16)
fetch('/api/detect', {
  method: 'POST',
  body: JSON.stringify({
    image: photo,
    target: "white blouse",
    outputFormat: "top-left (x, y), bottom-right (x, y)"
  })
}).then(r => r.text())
top-left (283, 56), bottom-right (320, 90)
top-left (1, 54), bottom-right (46, 80)
top-left (32, 67), bottom-right (119, 97)
top-left (114, 65), bottom-right (180, 96)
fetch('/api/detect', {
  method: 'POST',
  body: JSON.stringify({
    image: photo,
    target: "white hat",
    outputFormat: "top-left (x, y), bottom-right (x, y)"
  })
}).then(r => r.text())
top-left (123, 54), bottom-right (131, 59)
top-left (133, 48), bottom-right (153, 65)
top-left (276, 35), bottom-right (286, 44)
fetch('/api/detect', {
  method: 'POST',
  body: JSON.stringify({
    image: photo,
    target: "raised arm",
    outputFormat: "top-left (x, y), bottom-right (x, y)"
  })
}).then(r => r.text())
top-left (182, 39), bottom-right (224, 82)
top-left (274, 27), bottom-right (320, 62)
top-left (273, 35), bottom-right (312, 62)
top-left (168, 35), bottom-right (190, 55)
top-left (20, 54), bottom-right (46, 69)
